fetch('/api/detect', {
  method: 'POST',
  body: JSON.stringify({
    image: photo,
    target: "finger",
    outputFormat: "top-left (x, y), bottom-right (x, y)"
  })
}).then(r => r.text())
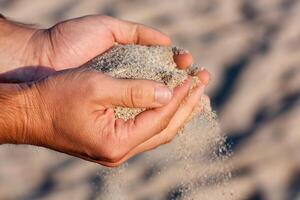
top-left (200, 94), bottom-right (212, 112)
top-left (162, 84), bottom-right (205, 137)
top-left (173, 53), bottom-right (193, 69)
top-left (100, 16), bottom-right (172, 46)
top-left (196, 68), bottom-right (211, 86)
top-left (67, 84), bottom-right (208, 168)
top-left (108, 83), bottom-right (206, 166)
top-left (186, 94), bottom-right (210, 122)
top-left (99, 77), bottom-right (173, 108)
top-left (116, 77), bottom-right (193, 151)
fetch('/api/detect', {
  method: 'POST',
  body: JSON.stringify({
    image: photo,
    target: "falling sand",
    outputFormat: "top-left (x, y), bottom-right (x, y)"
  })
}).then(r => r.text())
top-left (86, 45), bottom-right (233, 200)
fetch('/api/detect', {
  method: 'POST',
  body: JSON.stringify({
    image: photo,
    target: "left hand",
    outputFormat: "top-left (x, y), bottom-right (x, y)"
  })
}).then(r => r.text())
top-left (0, 15), bottom-right (211, 166)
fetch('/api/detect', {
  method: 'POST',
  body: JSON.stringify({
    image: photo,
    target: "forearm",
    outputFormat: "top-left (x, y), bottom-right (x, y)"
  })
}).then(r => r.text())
top-left (0, 15), bottom-right (38, 73)
top-left (0, 83), bottom-right (24, 143)
top-left (0, 83), bottom-right (45, 145)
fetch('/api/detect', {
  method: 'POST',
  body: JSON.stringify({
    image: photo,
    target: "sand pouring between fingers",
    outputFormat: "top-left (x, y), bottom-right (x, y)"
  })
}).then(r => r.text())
top-left (85, 44), bottom-right (233, 200)
top-left (87, 44), bottom-right (207, 121)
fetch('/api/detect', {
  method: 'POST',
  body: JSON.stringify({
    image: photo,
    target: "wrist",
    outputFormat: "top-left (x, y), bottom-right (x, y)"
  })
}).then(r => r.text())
top-left (0, 84), bottom-right (25, 143)
top-left (0, 18), bottom-right (41, 73)
top-left (0, 83), bottom-right (50, 145)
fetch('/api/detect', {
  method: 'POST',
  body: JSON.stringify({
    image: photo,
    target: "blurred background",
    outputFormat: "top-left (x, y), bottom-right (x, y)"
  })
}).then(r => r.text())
top-left (0, 0), bottom-right (300, 199)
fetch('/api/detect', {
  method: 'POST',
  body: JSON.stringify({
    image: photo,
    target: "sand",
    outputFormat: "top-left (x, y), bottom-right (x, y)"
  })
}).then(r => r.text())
top-left (1, 1), bottom-right (297, 199)
top-left (86, 44), bottom-right (232, 200)
top-left (87, 44), bottom-right (205, 120)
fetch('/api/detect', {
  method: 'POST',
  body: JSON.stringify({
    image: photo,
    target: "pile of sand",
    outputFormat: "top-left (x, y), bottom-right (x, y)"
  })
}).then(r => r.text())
top-left (87, 44), bottom-right (206, 120)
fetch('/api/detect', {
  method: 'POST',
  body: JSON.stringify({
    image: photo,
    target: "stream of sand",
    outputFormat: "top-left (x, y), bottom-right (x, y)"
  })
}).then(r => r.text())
top-left (87, 44), bottom-right (233, 200)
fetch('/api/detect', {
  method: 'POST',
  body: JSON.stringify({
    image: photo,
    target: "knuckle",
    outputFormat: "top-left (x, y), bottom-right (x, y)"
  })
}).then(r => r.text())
top-left (124, 84), bottom-right (147, 107)
top-left (123, 86), bottom-right (134, 107)
top-left (132, 86), bottom-right (146, 104)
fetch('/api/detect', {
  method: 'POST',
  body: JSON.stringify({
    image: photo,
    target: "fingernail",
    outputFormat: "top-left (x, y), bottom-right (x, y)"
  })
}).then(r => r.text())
top-left (155, 85), bottom-right (172, 104)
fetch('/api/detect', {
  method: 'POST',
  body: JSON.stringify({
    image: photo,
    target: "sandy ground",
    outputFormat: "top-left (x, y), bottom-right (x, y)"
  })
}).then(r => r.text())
top-left (0, 0), bottom-right (300, 200)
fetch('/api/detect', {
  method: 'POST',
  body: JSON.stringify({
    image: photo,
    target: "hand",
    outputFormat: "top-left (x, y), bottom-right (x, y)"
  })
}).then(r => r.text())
top-left (0, 15), bottom-right (194, 82)
top-left (4, 66), bottom-right (208, 167)
top-left (0, 15), bottom-right (211, 167)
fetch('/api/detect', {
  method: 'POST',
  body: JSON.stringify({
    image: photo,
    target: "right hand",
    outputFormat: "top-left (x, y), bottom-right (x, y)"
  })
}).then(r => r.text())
top-left (15, 67), bottom-right (209, 167)
top-left (0, 15), bottom-right (193, 83)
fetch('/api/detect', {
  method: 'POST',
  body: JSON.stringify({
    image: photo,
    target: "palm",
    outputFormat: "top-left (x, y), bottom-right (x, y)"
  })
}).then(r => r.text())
top-left (45, 15), bottom-right (177, 70)
top-left (46, 16), bottom-right (116, 70)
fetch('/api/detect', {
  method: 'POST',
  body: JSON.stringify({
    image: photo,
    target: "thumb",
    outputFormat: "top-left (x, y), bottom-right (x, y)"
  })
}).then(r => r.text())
top-left (103, 78), bottom-right (173, 108)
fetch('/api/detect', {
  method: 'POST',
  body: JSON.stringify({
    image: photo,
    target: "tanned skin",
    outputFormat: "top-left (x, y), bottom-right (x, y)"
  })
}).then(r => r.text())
top-left (0, 15), bottom-right (210, 167)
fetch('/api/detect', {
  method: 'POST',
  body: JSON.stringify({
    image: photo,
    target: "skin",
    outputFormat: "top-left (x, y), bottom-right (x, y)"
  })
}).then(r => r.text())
top-left (0, 15), bottom-right (210, 167)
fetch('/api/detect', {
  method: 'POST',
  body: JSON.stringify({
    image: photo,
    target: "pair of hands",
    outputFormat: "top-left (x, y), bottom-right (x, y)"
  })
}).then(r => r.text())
top-left (0, 15), bottom-right (210, 167)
